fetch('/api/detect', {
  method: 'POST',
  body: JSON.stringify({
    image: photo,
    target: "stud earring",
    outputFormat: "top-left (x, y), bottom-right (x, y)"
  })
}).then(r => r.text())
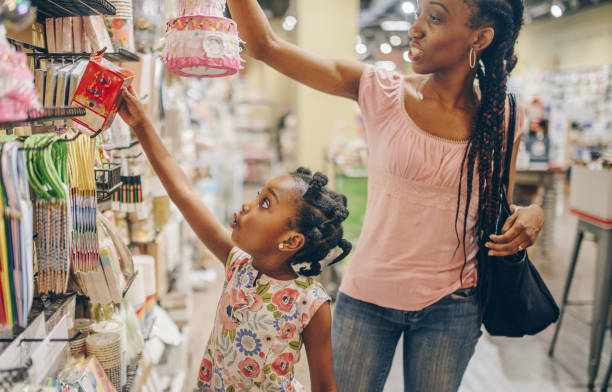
top-left (278, 243), bottom-right (284, 249)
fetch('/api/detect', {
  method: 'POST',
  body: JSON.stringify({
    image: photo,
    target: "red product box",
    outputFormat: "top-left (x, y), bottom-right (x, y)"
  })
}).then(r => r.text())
top-left (71, 52), bottom-right (133, 133)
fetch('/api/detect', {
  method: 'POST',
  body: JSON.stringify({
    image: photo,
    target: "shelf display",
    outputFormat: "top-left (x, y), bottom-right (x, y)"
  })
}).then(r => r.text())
top-left (32, 0), bottom-right (117, 20)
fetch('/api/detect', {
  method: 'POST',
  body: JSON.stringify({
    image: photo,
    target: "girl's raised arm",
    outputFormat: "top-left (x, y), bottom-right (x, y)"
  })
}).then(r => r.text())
top-left (227, 0), bottom-right (365, 101)
top-left (118, 87), bottom-right (234, 264)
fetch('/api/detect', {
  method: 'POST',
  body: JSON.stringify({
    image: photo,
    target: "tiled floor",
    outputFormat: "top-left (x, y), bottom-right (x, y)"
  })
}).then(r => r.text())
top-left (183, 207), bottom-right (611, 391)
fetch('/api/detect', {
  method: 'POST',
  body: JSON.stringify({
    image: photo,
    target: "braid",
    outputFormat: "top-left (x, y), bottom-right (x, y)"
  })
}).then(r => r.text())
top-left (290, 167), bottom-right (352, 276)
top-left (456, 0), bottom-right (524, 283)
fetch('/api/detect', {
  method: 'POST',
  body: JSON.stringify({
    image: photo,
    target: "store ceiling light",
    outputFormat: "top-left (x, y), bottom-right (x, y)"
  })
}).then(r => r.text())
top-left (550, 2), bottom-right (564, 17)
top-left (402, 1), bottom-right (416, 13)
top-left (380, 42), bottom-right (392, 54)
top-left (390, 35), bottom-right (402, 46)
top-left (381, 20), bottom-right (411, 31)
top-left (355, 43), bottom-right (368, 55)
top-left (282, 15), bottom-right (297, 31)
top-left (403, 50), bottom-right (412, 62)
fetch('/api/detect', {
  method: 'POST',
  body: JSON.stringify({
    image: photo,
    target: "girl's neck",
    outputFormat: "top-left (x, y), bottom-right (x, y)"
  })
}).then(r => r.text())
top-left (251, 254), bottom-right (298, 281)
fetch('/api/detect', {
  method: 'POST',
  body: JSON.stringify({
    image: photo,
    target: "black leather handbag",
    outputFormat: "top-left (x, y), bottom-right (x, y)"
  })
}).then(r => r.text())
top-left (478, 94), bottom-right (560, 337)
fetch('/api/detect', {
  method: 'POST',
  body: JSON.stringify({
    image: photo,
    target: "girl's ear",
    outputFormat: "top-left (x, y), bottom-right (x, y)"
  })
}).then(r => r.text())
top-left (279, 231), bottom-right (305, 252)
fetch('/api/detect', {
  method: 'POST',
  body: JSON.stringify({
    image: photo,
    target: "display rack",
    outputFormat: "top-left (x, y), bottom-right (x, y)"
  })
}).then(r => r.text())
top-left (0, 106), bottom-right (86, 129)
top-left (32, 0), bottom-right (117, 21)
top-left (7, 38), bottom-right (140, 69)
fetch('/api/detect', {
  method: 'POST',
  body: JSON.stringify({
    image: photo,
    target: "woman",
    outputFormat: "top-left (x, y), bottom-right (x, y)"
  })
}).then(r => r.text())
top-left (227, 0), bottom-right (544, 390)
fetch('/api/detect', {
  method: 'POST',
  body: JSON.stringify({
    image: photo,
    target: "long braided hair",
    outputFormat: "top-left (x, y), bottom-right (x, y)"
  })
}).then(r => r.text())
top-left (289, 168), bottom-right (352, 277)
top-left (455, 0), bottom-right (524, 276)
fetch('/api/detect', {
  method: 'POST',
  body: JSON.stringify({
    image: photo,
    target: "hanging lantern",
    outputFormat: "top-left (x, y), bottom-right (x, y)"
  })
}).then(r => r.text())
top-left (161, 0), bottom-right (243, 78)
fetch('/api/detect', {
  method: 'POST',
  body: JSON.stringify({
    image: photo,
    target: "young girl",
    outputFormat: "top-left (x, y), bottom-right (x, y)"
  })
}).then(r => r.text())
top-left (117, 86), bottom-right (351, 392)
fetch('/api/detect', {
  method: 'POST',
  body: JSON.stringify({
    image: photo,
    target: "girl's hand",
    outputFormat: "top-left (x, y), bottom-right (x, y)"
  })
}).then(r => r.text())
top-left (118, 86), bottom-right (147, 129)
top-left (485, 204), bottom-right (544, 256)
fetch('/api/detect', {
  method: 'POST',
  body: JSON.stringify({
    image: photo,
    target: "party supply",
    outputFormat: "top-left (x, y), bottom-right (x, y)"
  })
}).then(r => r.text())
top-left (68, 133), bottom-right (99, 274)
top-left (92, 319), bottom-right (127, 386)
top-left (25, 133), bottom-right (73, 295)
top-left (161, 0), bottom-right (243, 77)
top-left (86, 332), bottom-right (122, 391)
top-left (133, 255), bottom-right (155, 297)
top-left (57, 354), bottom-right (117, 392)
top-left (0, 138), bottom-right (34, 328)
top-left (0, 26), bottom-right (41, 122)
top-left (70, 51), bottom-right (134, 134)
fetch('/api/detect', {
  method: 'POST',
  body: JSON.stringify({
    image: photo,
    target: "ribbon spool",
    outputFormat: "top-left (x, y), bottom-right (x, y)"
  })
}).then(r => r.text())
top-left (133, 255), bottom-right (156, 297)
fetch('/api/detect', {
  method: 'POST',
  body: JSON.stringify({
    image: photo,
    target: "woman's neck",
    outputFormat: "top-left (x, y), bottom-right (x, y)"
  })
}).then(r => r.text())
top-left (426, 68), bottom-right (478, 111)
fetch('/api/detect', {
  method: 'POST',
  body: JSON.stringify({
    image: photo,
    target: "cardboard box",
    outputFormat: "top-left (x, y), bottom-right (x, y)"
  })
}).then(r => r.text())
top-left (569, 166), bottom-right (612, 223)
top-left (70, 53), bottom-right (133, 134)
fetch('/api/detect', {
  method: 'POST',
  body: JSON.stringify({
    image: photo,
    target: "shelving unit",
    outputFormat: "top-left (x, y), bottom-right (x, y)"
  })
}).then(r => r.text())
top-left (6, 38), bottom-right (140, 69)
top-left (0, 106), bottom-right (86, 129)
top-left (32, 0), bottom-right (116, 21)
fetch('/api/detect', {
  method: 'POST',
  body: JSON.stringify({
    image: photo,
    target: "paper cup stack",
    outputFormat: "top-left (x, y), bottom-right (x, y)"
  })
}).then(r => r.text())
top-left (92, 320), bottom-right (127, 387)
top-left (69, 318), bottom-right (93, 357)
top-left (106, 0), bottom-right (135, 51)
top-left (86, 332), bottom-right (122, 391)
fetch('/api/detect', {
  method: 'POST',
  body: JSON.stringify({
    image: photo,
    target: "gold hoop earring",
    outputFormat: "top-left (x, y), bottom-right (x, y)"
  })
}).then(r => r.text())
top-left (469, 47), bottom-right (477, 69)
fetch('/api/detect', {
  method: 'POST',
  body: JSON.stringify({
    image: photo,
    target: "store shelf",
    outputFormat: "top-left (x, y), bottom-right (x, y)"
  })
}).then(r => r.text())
top-left (33, 0), bottom-right (116, 20)
top-left (0, 106), bottom-right (86, 129)
top-left (25, 49), bottom-right (140, 68)
top-left (6, 38), bottom-right (140, 66)
top-left (0, 293), bottom-right (77, 347)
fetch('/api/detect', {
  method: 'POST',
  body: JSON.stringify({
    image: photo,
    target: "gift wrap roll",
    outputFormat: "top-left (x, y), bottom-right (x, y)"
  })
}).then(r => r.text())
top-left (133, 255), bottom-right (156, 297)
top-left (125, 270), bottom-right (146, 309)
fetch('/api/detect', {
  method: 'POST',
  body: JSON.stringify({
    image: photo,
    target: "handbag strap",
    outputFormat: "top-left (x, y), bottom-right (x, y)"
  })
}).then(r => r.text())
top-left (502, 93), bottom-right (517, 190)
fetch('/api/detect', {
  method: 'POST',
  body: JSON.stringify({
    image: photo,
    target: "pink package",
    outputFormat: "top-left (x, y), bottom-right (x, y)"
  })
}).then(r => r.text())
top-left (0, 43), bottom-right (41, 122)
top-left (161, 0), bottom-right (243, 78)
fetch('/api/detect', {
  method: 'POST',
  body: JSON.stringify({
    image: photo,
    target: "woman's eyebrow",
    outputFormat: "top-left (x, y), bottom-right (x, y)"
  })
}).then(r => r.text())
top-left (430, 1), bottom-right (450, 13)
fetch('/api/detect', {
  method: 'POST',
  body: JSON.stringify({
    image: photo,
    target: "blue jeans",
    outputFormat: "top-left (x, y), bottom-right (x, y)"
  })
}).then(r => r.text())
top-left (331, 288), bottom-right (482, 392)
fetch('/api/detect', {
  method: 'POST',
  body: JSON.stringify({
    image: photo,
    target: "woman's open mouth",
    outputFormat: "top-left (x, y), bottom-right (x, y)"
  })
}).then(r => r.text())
top-left (408, 43), bottom-right (424, 62)
top-left (230, 212), bottom-right (239, 229)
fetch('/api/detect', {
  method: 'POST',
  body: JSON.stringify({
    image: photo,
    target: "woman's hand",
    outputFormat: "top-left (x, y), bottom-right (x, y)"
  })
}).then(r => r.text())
top-left (118, 86), bottom-right (148, 129)
top-left (485, 204), bottom-right (544, 256)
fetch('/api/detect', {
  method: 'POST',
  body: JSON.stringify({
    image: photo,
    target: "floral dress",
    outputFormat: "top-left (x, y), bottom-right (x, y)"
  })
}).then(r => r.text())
top-left (197, 247), bottom-right (331, 392)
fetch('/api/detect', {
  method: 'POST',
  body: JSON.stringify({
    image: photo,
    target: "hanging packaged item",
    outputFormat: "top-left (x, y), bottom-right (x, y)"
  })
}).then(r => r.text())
top-left (0, 137), bottom-right (34, 328)
top-left (161, 0), bottom-right (243, 77)
top-left (70, 50), bottom-right (134, 134)
top-left (25, 133), bottom-right (72, 296)
top-left (0, 26), bottom-right (41, 122)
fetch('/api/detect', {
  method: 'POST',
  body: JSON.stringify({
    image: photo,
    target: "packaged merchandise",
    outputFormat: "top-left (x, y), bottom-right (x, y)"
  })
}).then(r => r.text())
top-left (70, 52), bottom-right (134, 133)
top-left (161, 0), bottom-right (243, 77)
